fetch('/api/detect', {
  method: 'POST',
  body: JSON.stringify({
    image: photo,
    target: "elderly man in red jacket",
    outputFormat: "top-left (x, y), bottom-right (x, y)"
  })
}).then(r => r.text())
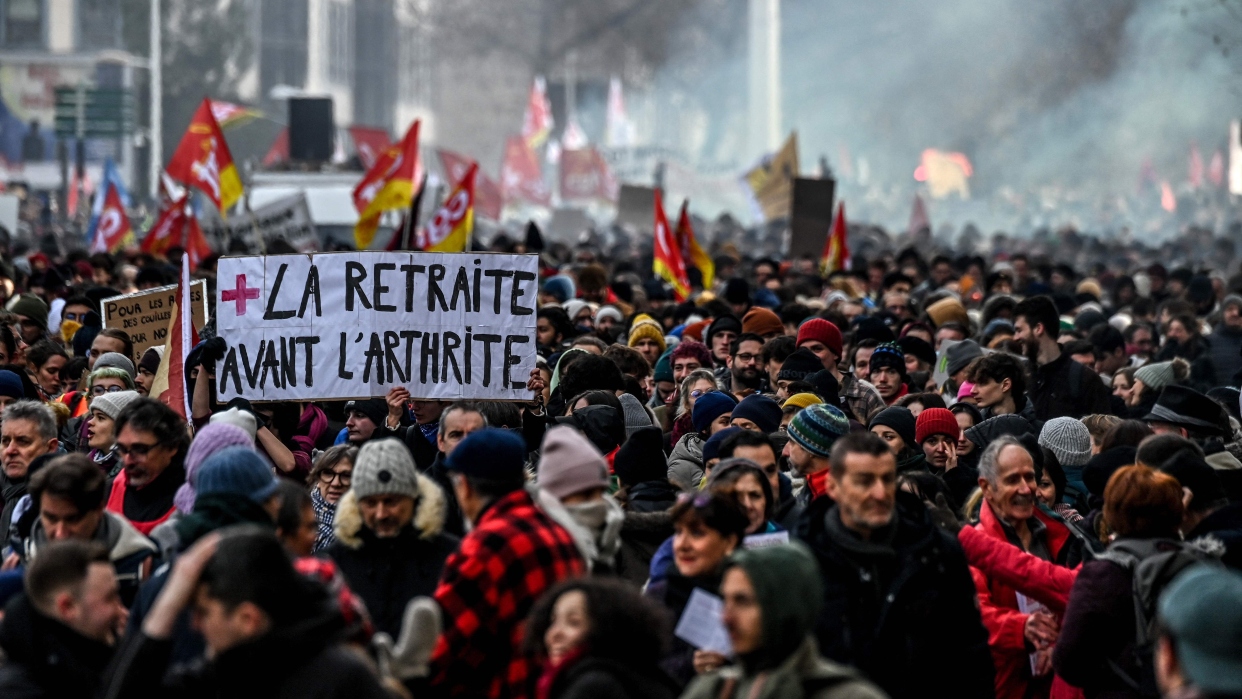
top-left (970, 435), bottom-right (1084, 699)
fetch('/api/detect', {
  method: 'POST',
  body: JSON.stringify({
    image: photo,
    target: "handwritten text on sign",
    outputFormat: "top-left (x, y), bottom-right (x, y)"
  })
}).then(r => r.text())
top-left (102, 281), bottom-right (208, 365)
top-left (215, 252), bottom-right (539, 401)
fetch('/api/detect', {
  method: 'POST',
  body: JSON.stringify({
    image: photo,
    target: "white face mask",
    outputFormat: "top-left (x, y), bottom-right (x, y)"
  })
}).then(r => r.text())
top-left (564, 499), bottom-right (609, 532)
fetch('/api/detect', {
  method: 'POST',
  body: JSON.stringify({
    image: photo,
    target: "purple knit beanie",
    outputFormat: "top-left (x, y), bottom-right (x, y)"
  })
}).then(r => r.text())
top-left (175, 423), bottom-right (255, 514)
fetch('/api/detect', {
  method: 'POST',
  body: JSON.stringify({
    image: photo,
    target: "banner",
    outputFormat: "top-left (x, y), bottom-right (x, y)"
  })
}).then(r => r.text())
top-left (501, 136), bottom-right (551, 206)
top-left (202, 193), bottom-right (319, 252)
top-left (559, 147), bottom-right (617, 202)
top-left (215, 252), bottom-right (539, 401)
top-left (102, 280), bottom-right (208, 365)
top-left (438, 149), bottom-right (503, 220)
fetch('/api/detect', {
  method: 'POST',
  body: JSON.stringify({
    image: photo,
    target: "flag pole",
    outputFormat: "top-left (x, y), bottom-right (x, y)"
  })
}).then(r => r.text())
top-left (401, 173), bottom-right (428, 250)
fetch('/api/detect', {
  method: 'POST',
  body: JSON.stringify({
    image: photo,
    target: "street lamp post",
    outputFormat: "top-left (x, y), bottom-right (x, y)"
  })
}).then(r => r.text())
top-left (148, 0), bottom-right (162, 200)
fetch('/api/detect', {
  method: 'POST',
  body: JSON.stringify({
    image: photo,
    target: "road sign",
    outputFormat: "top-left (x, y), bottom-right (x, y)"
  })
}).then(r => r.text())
top-left (53, 86), bottom-right (135, 138)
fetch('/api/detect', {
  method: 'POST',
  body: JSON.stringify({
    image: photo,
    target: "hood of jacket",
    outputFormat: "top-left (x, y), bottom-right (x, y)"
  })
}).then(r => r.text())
top-left (532, 484), bottom-right (624, 571)
top-left (726, 542), bottom-right (823, 673)
top-left (333, 470), bottom-right (445, 549)
top-left (27, 509), bottom-right (157, 563)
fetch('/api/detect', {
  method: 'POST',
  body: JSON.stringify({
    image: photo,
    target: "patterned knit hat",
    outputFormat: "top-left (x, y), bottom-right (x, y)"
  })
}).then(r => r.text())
top-left (177, 423), bottom-right (255, 514)
top-left (352, 438), bottom-right (420, 500)
top-left (868, 342), bottom-right (906, 377)
top-left (628, 314), bottom-right (667, 352)
top-left (1038, 417), bottom-right (1093, 467)
top-left (915, 408), bottom-right (960, 444)
top-left (787, 403), bottom-right (850, 457)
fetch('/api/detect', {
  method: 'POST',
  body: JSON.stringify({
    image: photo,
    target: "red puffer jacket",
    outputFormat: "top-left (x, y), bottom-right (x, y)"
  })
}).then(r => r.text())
top-left (970, 500), bottom-right (1073, 699)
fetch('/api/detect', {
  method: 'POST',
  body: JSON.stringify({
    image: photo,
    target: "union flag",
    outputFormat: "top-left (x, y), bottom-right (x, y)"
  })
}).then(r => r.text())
top-left (353, 120), bottom-right (421, 249)
top-left (166, 98), bottom-right (244, 214)
top-left (653, 189), bottom-right (690, 302)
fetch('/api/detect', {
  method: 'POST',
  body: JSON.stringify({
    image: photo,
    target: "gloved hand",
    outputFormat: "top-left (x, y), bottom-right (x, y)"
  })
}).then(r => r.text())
top-left (373, 596), bottom-right (441, 681)
top-left (926, 493), bottom-right (963, 533)
top-left (226, 397), bottom-right (268, 430)
top-left (201, 336), bottom-right (228, 364)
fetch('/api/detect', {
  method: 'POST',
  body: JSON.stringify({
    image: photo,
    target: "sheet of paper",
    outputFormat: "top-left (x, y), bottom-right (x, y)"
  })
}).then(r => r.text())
top-left (1015, 592), bottom-right (1048, 675)
top-left (674, 588), bottom-right (733, 655)
top-left (744, 530), bottom-right (790, 549)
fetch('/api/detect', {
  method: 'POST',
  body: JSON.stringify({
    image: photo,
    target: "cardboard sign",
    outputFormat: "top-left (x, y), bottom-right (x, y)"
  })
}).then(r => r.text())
top-left (789, 177), bottom-right (836, 258)
top-left (214, 251), bottom-right (539, 402)
top-left (102, 280), bottom-right (208, 365)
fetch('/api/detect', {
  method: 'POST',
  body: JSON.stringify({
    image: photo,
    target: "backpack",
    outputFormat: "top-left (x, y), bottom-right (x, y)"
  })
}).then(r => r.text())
top-left (1093, 538), bottom-right (1223, 698)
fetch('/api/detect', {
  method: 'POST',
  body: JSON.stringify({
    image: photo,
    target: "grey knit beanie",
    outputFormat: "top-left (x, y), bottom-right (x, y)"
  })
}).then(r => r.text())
top-left (1135, 359), bottom-right (1189, 392)
top-left (1038, 417), bottom-right (1093, 467)
top-left (90, 390), bottom-right (142, 420)
top-left (93, 352), bottom-right (136, 381)
top-left (618, 393), bottom-right (652, 438)
top-left (352, 438), bottom-right (420, 500)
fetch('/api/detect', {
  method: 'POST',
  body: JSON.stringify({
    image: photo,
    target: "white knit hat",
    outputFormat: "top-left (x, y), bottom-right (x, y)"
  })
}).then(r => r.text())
top-left (209, 407), bottom-right (258, 440)
top-left (1038, 417), bottom-right (1092, 467)
top-left (90, 390), bottom-right (142, 420)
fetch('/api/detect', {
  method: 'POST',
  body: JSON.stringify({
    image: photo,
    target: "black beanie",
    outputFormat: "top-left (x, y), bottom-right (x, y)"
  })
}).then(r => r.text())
top-left (1082, 446), bottom-right (1138, 499)
top-left (1160, 448), bottom-right (1227, 510)
top-left (614, 426), bottom-right (668, 487)
top-left (868, 406), bottom-right (916, 449)
top-left (778, 348), bottom-right (823, 383)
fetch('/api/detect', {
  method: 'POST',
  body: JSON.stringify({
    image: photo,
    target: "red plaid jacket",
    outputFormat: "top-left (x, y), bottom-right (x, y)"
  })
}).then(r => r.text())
top-left (430, 488), bottom-right (585, 698)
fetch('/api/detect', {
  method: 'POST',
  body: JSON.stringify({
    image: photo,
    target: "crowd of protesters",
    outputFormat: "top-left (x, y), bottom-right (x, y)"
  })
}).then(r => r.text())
top-left (0, 221), bottom-right (1238, 699)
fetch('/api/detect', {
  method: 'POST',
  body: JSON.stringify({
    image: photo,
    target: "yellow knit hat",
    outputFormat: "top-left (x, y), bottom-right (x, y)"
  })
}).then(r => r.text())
top-left (627, 314), bottom-right (666, 351)
top-left (782, 393), bottom-right (824, 411)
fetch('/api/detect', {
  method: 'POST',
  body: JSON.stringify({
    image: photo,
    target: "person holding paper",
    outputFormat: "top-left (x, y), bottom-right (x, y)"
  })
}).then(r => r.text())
top-left (643, 491), bottom-right (748, 688)
top-left (681, 543), bottom-right (886, 699)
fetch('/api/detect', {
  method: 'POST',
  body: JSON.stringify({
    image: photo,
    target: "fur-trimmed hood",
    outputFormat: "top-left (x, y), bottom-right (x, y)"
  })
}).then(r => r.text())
top-left (333, 471), bottom-right (446, 549)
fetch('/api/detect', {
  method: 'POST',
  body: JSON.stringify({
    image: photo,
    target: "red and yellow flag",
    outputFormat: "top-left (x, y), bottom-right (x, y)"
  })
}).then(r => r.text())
top-left (166, 98), bottom-right (244, 215)
top-left (674, 199), bottom-right (714, 289)
top-left (89, 182), bottom-right (134, 253)
top-left (820, 202), bottom-right (850, 278)
top-left (141, 195), bottom-right (190, 259)
top-left (653, 190), bottom-right (690, 302)
top-left (353, 120), bottom-right (421, 249)
top-left (419, 163), bottom-right (476, 253)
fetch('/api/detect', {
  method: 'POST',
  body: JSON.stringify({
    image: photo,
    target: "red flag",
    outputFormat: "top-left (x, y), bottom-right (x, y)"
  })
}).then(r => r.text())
top-left (674, 200), bottom-right (714, 288)
top-left (501, 136), bottom-right (550, 206)
top-left (353, 120), bottom-right (421, 249)
top-left (820, 202), bottom-right (850, 277)
top-left (521, 76), bottom-right (554, 149)
top-left (141, 195), bottom-right (191, 258)
top-left (349, 126), bottom-right (391, 169)
top-left (907, 194), bottom-right (929, 236)
top-left (89, 183), bottom-right (134, 253)
top-left (1189, 143), bottom-right (1204, 188)
top-left (438, 149), bottom-right (503, 220)
top-left (184, 215), bottom-right (213, 269)
top-left (418, 164), bottom-right (476, 253)
top-left (166, 98), bottom-right (243, 213)
top-left (263, 128), bottom-right (288, 167)
top-left (559, 147), bottom-right (617, 202)
top-left (652, 189), bottom-right (690, 301)
top-left (1210, 150), bottom-right (1225, 188)
top-left (155, 256), bottom-right (198, 419)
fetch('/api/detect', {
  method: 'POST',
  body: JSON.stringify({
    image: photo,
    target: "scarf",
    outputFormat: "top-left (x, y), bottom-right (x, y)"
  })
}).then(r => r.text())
top-left (310, 486), bottom-right (337, 552)
top-left (535, 648), bottom-right (586, 699)
top-left (806, 469), bottom-right (831, 500)
top-left (174, 492), bottom-right (275, 547)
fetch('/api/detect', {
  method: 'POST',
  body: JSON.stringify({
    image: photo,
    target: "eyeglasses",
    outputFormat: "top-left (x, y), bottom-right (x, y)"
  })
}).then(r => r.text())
top-left (114, 442), bottom-right (159, 457)
top-left (62, 312), bottom-right (87, 323)
top-left (91, 385), bottom-right (125, 396)
top-left (318, 469), bottom-right (352, 485)
top-left (690, 389), bottom-right (717, 399)
top-left (733, 353), bottom-right (760, 363)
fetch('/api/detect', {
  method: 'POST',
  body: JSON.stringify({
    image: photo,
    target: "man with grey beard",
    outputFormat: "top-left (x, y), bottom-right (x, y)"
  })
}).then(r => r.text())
top-left (968, 435), bottom-right (1085, 699)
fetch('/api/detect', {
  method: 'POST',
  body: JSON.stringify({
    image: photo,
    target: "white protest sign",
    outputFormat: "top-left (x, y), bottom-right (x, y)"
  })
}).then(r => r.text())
top-left (674, 588), bottom-right (732, 654)
top-left (201, 192), bottom-right (319, 252)
top-left (215, 251), bottom-right (539, 402)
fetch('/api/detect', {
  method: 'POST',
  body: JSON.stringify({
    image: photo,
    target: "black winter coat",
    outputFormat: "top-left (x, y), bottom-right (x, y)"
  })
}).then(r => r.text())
top-left (0, 594), bottom-right (115, 699)
top-left (795, 491), bottom-right (994, 699)
top-left (543, 656), bottom-right (680, 699)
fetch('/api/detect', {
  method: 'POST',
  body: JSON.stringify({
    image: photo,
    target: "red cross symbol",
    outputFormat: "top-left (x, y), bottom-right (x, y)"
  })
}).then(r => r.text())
top-left (221, 274), bottom-right (261, 315)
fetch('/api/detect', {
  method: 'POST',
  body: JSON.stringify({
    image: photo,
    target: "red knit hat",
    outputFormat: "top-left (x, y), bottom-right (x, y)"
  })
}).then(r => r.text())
top-left (915, 408), bottom-right (961, 444)
top-left (796, 318), bottom-right (843, 359)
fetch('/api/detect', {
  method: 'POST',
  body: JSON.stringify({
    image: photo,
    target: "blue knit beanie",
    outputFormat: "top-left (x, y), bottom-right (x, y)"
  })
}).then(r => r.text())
top-left (445, 428), bottom-right (527, 481)
top-left (544, 275), bottom-right (576, 304)
top-left (702, 426), bottom-right (742, 464)
top-left (693, 391), bottom-right (738, 433)
top-left (788, 404), bottom-right (850, 457)
top-left (730, 394), bottom-right (783, 434)
top-left (0, 370), bottom-right (24, 400)
top-left (195, 446), bottom-right (278, 504)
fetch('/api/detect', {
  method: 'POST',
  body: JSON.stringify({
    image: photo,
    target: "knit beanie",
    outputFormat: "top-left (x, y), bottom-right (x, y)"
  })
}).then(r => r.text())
top-left (543, 275), bottom-right (575, 304)
top-left (614, 426), bottom-right (668, 486)
top-left (782, 393), bottom-right (823, 411)
top-left (915, 408), bottom-right (960, 444)
top-left (672, 340), bottom-right (712, 368)
top-left (72, 325), bottom-right (101, 358)
top-left (195, 446), bottom-right (279, 504)
top-left (945, 340), bottom-right (984, 376)
top-left (957, 381), bottom-right (976, 400)
top-left (730, 394), bottom-right (782, 434)
top-left (777, 348), bottom-right (823, 383)
top-left (445, 428), bottom-right (527, 480)
top-left (596, 305), bottom-right (623, 326)
top-left (1038, 417), bottom-right (1093, 467)
top-left (705, 315), bottom-right (743, 346)
top-left (926, 296), bottom-right (970, 329)
top-left (618, 392), bottom-right (653, 438)
top-left (787, 403), bottom-right (849, 457)
top-left (209, 407), bottom-right (258, 440)
top-left (628, 314), bottom-right (666, 352)
top-left (724, 278), bottom-right (750, 305)
top-left (653, 350), bottom-right (674, 383)
top-left (0, 370), bottom-right (24, 400)
top-left (344, 398), bottom-right (389, 427)
top-left (682, 319), bottom-right (711, 343)
top-left (352, 438), bottom-right (420, 500)
top-left (89, 389), bottom-right (142, 420)
top-left (93, 352), bottom-right (136, 381)
top-left (796, 318), bottom-right (843, 359)
top-left (868, 342), bottom-right (907, 377)
top-left (869, 406), bottom-right (917, 448)
top-left (852, 316), bottom-right (895, 345)
top-left (702, 426), bottom-right (742, 464)
top-left (177, 423), bottom-right (257, 514)
top-left (897, 336), bottom-right (936, 368)
top-left (742, 307), bottom-right (784, 337)
top-left (8, 294), bottom-right (47, 329)
top-left (538, 425), bottom-right (610, 500)
top-left (693, 391), bottom-right (738, 433)
top-left (1135, 360), bottom-right (1186, 392)
top-left (138, 346), bottom-right (164, 375)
